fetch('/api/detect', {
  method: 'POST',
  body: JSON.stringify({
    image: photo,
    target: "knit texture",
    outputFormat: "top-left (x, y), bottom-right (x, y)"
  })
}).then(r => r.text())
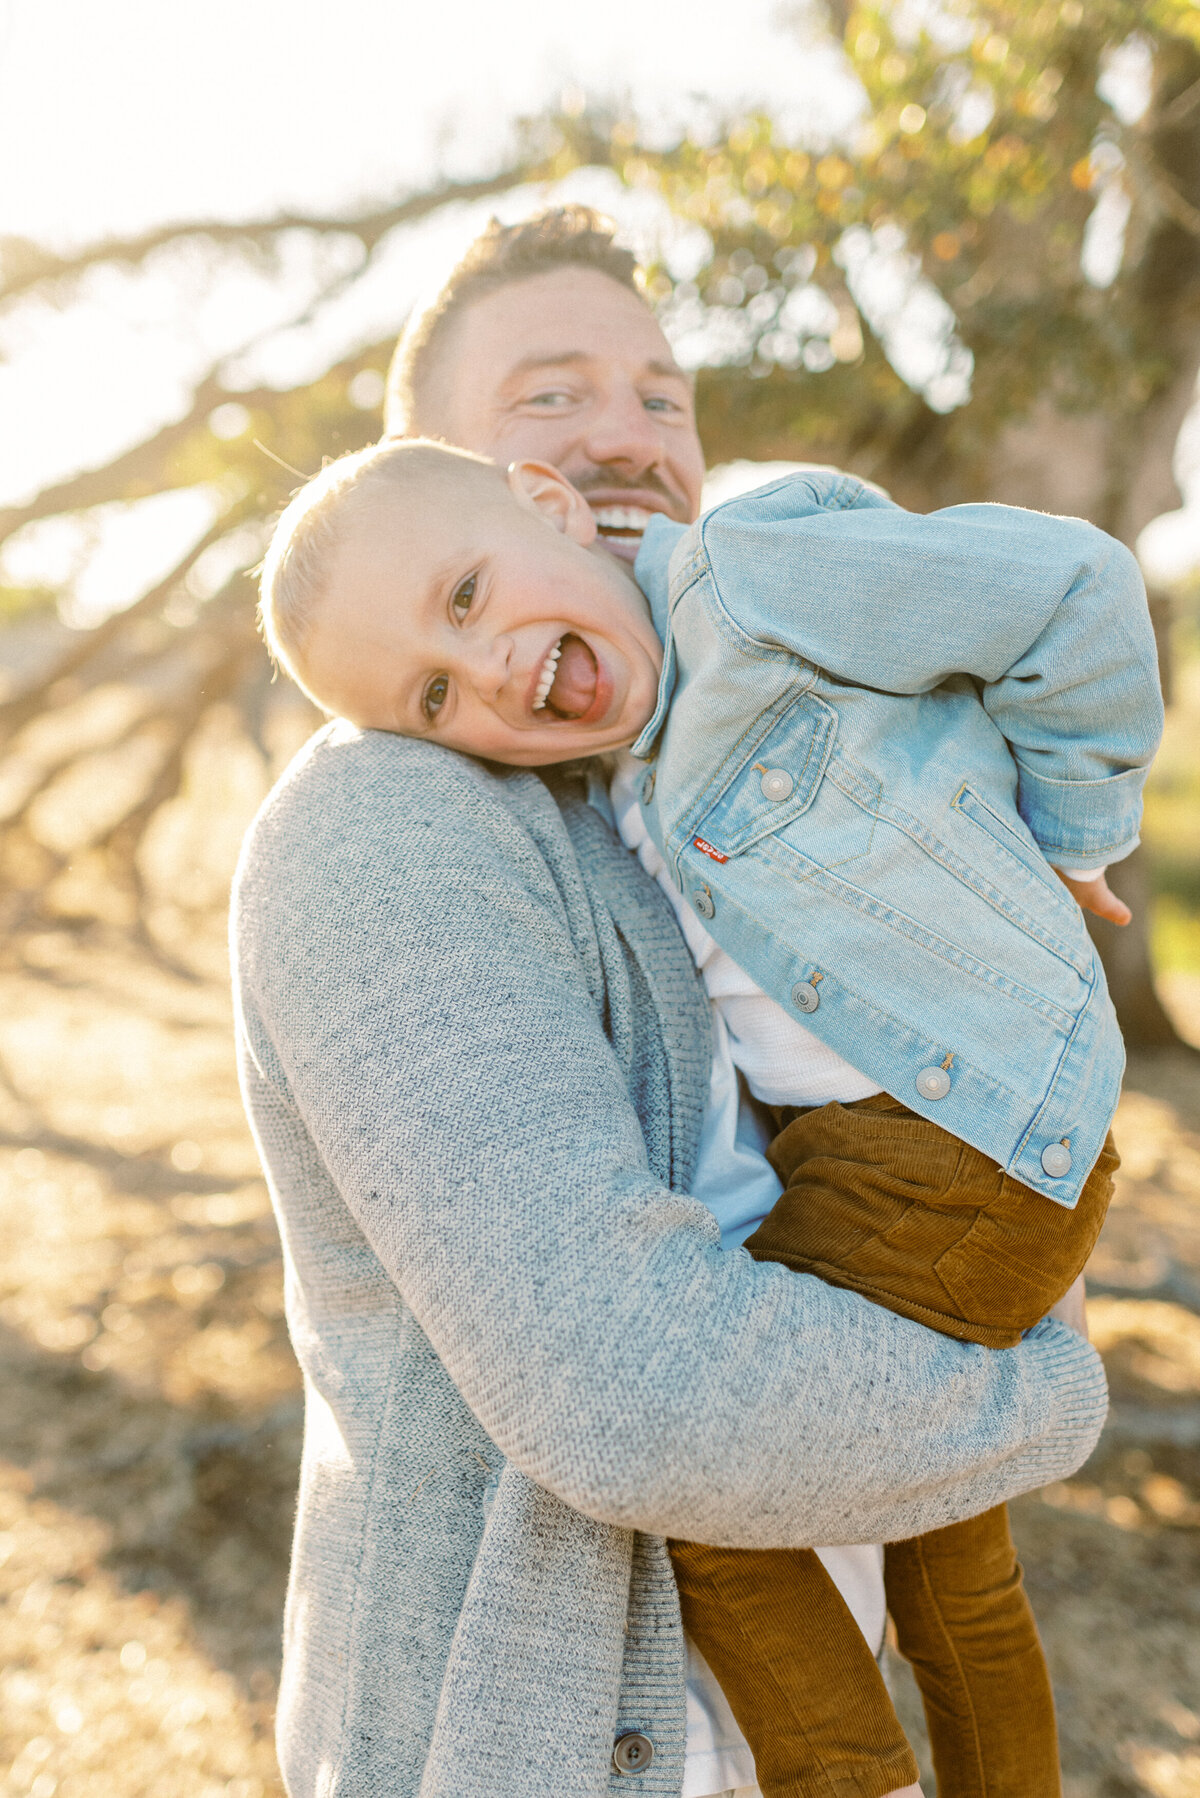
top-left (230, 723), bottom-right (1109, 1798)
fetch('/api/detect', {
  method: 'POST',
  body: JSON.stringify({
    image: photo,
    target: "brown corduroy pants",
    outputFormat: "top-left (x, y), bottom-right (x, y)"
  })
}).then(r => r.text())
top-left (669, 1095), bottom-right (1118, 1798)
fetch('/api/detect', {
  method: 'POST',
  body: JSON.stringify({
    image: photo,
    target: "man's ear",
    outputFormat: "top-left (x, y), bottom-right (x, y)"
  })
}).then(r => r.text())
top-left (507, 460), bottom-right (597, 546)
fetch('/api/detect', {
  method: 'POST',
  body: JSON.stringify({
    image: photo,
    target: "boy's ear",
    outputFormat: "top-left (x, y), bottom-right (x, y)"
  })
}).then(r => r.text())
top-left (507, 460), bottom-right (597, 547)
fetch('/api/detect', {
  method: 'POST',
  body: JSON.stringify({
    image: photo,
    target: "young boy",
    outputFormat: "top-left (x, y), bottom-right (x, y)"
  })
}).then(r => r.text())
top-left (258, 438), bottom-right (1161, 1798)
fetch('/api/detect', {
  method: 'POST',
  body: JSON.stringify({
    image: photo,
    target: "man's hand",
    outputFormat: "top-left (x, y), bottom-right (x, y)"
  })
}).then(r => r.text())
top-left (1056, 868), bottom-right (1132, 926)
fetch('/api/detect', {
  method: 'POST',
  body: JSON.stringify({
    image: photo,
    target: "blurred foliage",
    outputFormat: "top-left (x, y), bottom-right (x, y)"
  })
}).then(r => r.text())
top-left (590, 0), bottom-right (1200, 522)
top-left (2, 0), bottom-right (1199, 1040)
top-left (1143, 574), bottom-right (1200, 978)
top-left (0, 584), bottom-right (56, 620)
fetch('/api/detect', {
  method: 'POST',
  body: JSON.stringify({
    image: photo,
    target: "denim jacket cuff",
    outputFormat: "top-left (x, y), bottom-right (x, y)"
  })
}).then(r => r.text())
top-left (1016, 763), bottom-right (1148, 866)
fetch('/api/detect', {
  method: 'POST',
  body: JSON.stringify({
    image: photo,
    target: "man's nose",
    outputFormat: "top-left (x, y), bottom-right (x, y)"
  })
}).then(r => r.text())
top-left (582, 385), bottom-right (663, 476)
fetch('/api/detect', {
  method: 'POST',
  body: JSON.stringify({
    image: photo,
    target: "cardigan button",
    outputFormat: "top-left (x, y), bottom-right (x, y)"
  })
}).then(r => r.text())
top-left (1041, 1142), bottom-right (1072, 1178)
top-left (916, 1066), bottom-right (951, 1101)
top-left (612, 1732), bottom-right (654, 1775)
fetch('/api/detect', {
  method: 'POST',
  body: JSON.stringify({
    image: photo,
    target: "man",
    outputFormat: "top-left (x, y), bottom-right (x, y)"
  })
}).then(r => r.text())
top-left (389, 223), bottom-right (886, 1795)
top-left (384, 210), bottom-right (1100, 1795)
top-left (232, 207), bottom-right (1105, 1798)
top-left (384, 206), bottom-right (705, 563)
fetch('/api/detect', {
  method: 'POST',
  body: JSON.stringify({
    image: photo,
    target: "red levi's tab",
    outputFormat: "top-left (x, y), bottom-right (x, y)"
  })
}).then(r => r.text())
top-left (693, 837), bottom-right (729, 863)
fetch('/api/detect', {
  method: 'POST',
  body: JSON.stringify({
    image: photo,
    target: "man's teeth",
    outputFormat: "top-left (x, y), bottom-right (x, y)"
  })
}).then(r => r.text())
top-left (532, 638), bottom-right (563, 712)
top-left (593, 505), bottom-right (652, 534)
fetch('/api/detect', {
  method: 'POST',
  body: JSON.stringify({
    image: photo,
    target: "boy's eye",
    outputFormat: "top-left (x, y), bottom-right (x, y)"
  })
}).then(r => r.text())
top-left (452, 575), bottom-right (476, 617)
top-left (423, 675), bottom-right (450, 721)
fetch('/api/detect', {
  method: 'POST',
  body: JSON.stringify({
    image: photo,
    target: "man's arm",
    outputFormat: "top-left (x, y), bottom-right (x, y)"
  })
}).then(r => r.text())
top-left (236, 730), bottom-right (1108, 1549)
top-left (699, 473), bottom-right (1164, 872)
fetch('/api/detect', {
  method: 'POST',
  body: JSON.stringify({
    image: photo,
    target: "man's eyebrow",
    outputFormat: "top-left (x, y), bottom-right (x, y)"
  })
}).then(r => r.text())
top-left (645, 358), bottom-right (692, 383)
top-left (501, 351), bottom-right (691, 382)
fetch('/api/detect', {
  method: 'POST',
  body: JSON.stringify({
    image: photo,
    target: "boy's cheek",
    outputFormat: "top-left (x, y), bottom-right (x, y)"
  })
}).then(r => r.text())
top-left (631, 691), bottom-right (658, 731)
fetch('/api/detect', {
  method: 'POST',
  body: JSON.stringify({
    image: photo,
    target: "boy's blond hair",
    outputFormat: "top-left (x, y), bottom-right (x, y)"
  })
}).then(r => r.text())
top-left (258, 437), bottom-right (500, 706)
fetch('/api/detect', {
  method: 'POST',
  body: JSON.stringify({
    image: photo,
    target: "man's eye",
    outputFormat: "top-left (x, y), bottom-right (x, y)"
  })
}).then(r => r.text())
top-left (527, 389), bottom-right (573, 408)
top-left (644, 394), bottom-right (682, 414)
top-left (423, 675), bottom-right (450, 721)
top-left (452, 575), bottom-right (476, 617)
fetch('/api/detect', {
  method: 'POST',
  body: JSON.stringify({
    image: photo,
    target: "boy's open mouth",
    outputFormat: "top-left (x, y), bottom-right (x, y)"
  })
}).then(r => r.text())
top-left (532, 633), bottom-right (598, 720)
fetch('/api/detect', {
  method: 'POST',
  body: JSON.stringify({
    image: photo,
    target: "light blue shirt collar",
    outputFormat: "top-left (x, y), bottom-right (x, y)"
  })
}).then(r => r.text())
top-left (630, 513), bottom-right (688, 760)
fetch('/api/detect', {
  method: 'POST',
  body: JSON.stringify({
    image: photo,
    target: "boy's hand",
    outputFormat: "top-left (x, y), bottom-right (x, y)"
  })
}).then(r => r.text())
top-left (1056, 868), bottom-right (1132, 926)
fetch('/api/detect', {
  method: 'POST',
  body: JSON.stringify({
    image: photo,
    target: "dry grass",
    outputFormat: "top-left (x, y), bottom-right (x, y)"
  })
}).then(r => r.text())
top-left (0, 931), bottom-right (294, 1797)
top-left (0, 701), bottom-right (1197, 1797)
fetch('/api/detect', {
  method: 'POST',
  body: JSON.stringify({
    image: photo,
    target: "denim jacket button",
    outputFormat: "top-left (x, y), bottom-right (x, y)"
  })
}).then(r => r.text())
top-left (916, 1066), bottom-right (951, 1101)
top-left (693, 890), bottom-right (715, 919)
top-left (612, 1732), bottom-right (654, 1775)
top-left (760, 768), bottom-right (794, 802)
top-left (791, 981), bottom-right (820, 1014)
top-left (1040, 1142), bottom-right (1072, 1178)
top-left (641, 769), bottom-right (656, 803)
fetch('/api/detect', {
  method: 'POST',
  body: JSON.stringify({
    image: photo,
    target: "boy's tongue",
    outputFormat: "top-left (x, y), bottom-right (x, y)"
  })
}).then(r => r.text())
top-left (547, 634), bottom-right (598, 719)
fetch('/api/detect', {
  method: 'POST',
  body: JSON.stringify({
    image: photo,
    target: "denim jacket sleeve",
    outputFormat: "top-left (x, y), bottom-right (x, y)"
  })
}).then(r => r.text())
top-left (697, 471), bottom-right (1164, 869)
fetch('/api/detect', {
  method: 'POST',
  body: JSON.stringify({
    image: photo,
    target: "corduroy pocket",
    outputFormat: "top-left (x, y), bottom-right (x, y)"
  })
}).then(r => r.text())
top-left (935, 1137), bottom-right (1118, 1336)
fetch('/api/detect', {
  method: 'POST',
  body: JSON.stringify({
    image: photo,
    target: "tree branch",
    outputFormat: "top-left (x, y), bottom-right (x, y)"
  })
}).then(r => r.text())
top-left (0, 498), bottom-right (258, 743)
top-left (0, 158), bottom-right (437, 548)
top-left (0, 331), bottom-right (394, 552)
top-left (0, 375), bottom-right (237, 548)
top-left (0, 164), bottom-right (537, 307)
top-left (102, 634), bottom-right (256, 864)
top-left (1153, 172), bottom-right (1200, 237)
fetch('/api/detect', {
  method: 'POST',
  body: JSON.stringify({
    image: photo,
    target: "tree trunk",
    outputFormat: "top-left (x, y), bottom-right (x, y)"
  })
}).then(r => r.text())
top-left (1087, 850), bottom-right (1183, 1048)
top-left (980, 364), bottom-right (1200, 1050)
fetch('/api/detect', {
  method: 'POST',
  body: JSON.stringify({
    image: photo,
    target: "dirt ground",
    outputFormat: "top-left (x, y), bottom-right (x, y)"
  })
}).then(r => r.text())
top-left (0, 786), bottom-right (1197, 1795)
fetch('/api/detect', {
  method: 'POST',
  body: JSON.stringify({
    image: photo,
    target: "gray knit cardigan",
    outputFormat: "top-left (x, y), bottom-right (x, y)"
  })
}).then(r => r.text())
top-left (230, 723), bottom-right (1108, 1798)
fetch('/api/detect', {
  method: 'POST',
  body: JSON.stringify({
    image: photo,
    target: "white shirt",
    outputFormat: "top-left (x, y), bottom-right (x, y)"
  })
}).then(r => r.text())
top-left (604, 756), bottom-right (888, 1797)
top-left (608, 756), bottom-right (882, 1111)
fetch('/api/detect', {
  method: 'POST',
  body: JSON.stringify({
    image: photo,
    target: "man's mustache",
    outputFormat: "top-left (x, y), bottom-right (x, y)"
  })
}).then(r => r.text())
top-left (574, 470), bottom-right (681, 506)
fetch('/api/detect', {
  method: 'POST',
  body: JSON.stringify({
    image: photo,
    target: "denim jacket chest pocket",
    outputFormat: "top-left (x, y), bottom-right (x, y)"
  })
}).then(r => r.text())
top-left (682, 688), bottom-right (838, 857)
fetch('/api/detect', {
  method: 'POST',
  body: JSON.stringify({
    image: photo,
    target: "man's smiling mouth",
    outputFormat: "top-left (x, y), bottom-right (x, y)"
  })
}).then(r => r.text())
top-left (531, 633), bottom-right (598, 720)
top-left (592, 505), bottom-right (653, 542)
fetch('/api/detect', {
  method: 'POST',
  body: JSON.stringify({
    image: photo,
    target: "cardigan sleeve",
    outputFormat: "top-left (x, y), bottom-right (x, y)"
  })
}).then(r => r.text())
top-left (234, 726), bottom-right (1108, 1549)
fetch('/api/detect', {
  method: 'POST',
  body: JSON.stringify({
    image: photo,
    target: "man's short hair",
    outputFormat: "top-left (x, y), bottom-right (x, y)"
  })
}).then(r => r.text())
top-left (385, 206), bottom-right (644, 435)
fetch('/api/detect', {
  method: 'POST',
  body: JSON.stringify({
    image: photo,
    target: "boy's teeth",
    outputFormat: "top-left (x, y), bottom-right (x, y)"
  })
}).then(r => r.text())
top-left (593, 506), bottom-right (652, 534)
top-left (532, 638), bottom-right (563, 711)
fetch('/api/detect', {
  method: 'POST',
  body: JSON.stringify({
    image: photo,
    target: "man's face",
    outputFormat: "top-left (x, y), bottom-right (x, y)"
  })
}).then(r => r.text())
top-left (303, 460), bottom-right (665, 767)
top-left (421, 268), bottom-right (707, 559)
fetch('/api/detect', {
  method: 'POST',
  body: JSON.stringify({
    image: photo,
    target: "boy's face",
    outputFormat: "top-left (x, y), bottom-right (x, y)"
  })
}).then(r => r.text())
top-left (304, 460), bottom-right (664, 766)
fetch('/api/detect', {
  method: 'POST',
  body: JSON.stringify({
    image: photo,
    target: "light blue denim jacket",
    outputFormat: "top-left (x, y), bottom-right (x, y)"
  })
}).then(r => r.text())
top-left (631, 470), bottom-right (1163, 1208)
